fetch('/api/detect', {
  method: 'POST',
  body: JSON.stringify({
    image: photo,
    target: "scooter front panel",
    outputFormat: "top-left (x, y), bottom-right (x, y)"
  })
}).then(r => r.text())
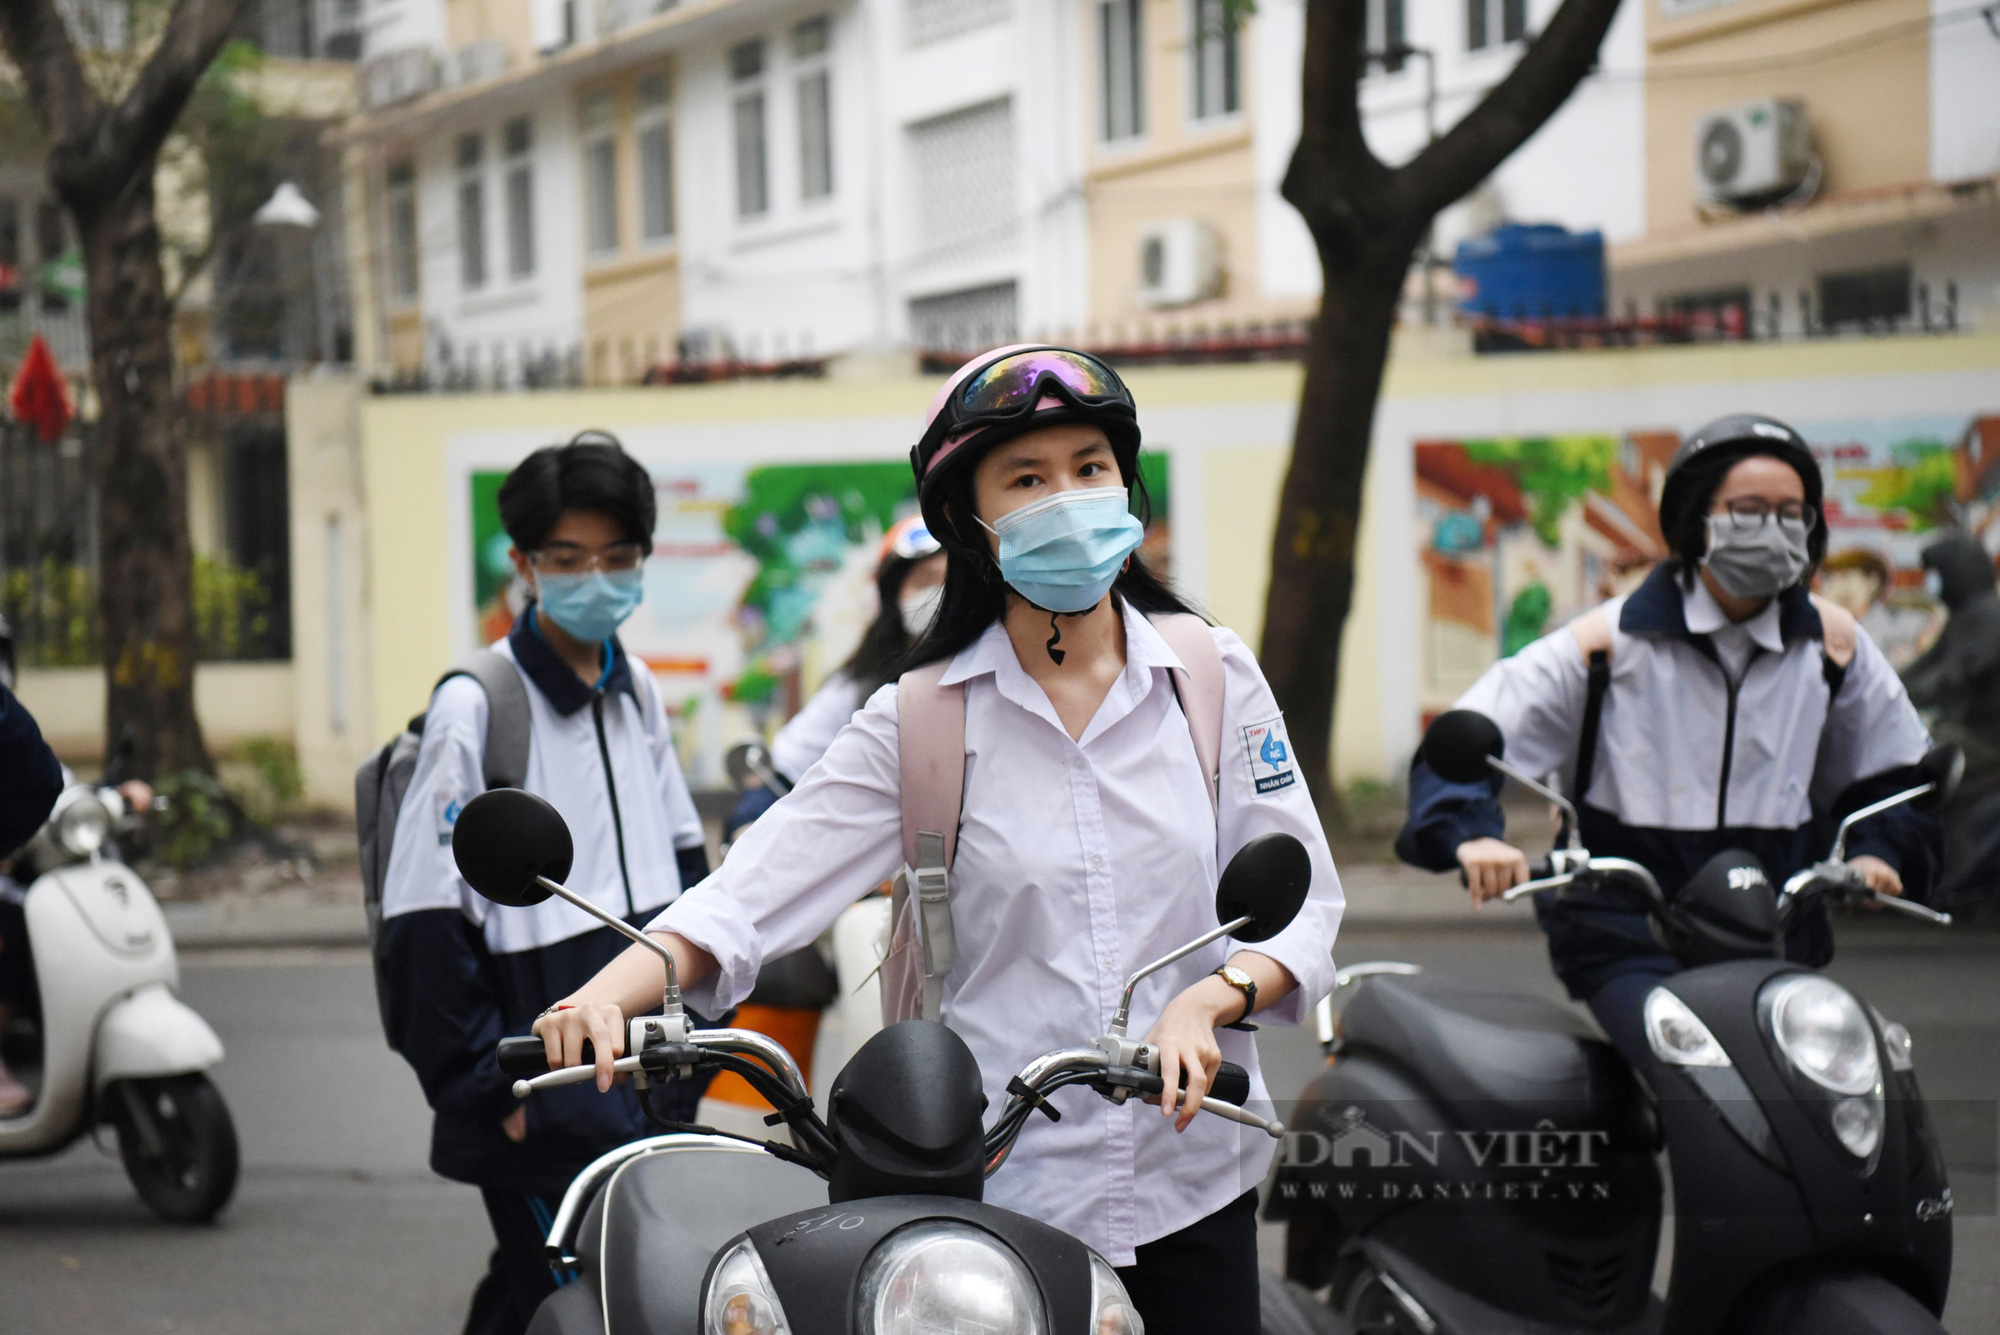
top-left (745, 1195), bottom-right (1094, 1335)
top-left (595, 1141), bottom-right (825, 1335)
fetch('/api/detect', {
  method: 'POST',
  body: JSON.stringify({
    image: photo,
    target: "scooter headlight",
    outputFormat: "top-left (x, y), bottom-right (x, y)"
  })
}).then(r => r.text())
top-left (1766, 975), bottom-right (1879, 1096)
top-left (52, 788), bottom-right (113, 859)
top-left (856, 1220), bottom-right (1046, 1335)
top-left (704, 1236), bottom-right (793, 1335)
top-left (1643, 987), bottom-right (1731, 1067)
top-left (1088, 1252), bottom-right (1145, 1334)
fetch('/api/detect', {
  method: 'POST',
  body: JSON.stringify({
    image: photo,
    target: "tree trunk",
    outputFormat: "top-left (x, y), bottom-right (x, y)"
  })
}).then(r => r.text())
top-left (76, 170), bottom-right (209, 777)
top-left (1259, 244), bottom-right (1413, 824)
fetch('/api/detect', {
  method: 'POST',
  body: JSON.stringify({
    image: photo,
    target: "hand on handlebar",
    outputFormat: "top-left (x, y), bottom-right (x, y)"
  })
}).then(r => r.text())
top-left (1144, 976), bottom-right (1239, 1133)
top-left (1849, 855), bottom-right (1903, 901)
top-left (533, 1002), bottom-right (627, 1092)
top-left (1457, 837), bottom-right (1530, 906)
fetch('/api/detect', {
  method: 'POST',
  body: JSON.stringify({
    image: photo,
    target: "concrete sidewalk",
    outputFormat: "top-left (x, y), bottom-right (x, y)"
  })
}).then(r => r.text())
top-left (160, 861), bottom-right (1533, 952)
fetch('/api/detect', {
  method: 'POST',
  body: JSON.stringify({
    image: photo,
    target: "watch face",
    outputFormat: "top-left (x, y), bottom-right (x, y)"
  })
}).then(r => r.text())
top-left (1221, 965), bottom-right (1251, 987)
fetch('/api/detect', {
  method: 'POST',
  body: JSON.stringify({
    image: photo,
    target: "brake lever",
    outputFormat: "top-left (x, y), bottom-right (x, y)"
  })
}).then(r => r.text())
top-left (1500, 870), bottom-right (1579, 903)
top-left (1861, 891), bottom-right (1952, 925)
top-left (512, 1054), bottom-right (647, 1098)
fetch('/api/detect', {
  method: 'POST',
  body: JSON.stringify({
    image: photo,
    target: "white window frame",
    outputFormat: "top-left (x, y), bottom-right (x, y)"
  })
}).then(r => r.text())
top-left (1465, 0), bottom-right (1526, 53)
top-left (793, 17), bottom-right (835, 202)
top-left (636, 72), bottom-right (675, 243)
top-left (731, 38), bottom-right (771, 219)
top-left (1098, 0), bottom-right (1144, 143)
top-left (1187, 0), bottom-right (1240, 122)
top-left (456, 132), bottom-right (487, 291)
top-left (385, 159), bottom-right (418, 304)
top-left (1366, 0), bottom-right (1407, 71)
top-left (503, 116), bottom-right (535, 279)
top-left (581, 92), bottom-right (620, 256)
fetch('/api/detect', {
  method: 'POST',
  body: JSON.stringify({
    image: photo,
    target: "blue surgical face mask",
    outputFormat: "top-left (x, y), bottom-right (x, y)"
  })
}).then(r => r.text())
top-left (983, 487), bottom-right (1145, 614)
top-left (534, 568), bottom-right (644, 642)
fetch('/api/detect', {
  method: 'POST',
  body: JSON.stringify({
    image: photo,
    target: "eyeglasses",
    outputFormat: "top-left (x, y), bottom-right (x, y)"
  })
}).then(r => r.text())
top-left (529, 541), bottom-right (648, 575)
top-left (1715, 498), bottom-right (1817, 532)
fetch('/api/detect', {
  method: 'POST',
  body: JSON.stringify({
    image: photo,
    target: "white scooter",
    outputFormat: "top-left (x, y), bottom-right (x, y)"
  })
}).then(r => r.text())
top-left (0, 781), bottom-right (238, 1221)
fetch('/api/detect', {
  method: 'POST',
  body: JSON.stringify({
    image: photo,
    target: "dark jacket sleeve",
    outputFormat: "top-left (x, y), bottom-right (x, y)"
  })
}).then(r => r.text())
top-left (1831, 767), bottom-right (1946, 906)
top-left (0, 683), bottom-right (64, 858)
top-left (1395, 756), bottom-right (1507, 873)
top-left (676, 843), bottom-right (711, 890)
top-left (381, 907), bottom-right (518, 1128)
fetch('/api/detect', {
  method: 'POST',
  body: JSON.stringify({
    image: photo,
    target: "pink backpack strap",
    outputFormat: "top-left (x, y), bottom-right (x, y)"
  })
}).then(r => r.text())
top-left (1151, 613), bottom-right (1225, 815)
top-left (896, 660), bottom-right (967, 869)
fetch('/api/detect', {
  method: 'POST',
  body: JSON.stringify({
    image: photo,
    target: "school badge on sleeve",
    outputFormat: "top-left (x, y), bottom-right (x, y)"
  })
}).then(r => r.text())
top-left (1241, 716), bottom-right (1298, 797)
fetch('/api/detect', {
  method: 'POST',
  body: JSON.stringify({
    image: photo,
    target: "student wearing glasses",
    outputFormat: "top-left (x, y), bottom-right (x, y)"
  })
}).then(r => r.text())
top-left (380, 433), bottom-right (712, 1335)
top-left (1396, 415), bottom-right (1943, 1072)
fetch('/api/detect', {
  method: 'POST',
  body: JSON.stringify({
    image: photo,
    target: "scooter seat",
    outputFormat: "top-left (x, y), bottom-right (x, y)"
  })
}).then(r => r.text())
top-left (1341, 973), bottom-right (1636, 1127)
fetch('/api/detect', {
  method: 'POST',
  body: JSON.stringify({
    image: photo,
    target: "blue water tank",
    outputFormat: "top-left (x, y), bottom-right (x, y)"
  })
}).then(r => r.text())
top-left (1453, 223), bottom-right (1606, 320)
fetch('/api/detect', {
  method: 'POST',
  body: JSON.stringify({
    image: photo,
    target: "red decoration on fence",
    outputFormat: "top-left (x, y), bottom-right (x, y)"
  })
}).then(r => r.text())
top-left (9, 334), bottom-right (72, 444)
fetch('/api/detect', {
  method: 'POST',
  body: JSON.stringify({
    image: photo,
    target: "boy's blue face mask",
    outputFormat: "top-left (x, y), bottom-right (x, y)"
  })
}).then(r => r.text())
top-left (533, 568), bottom-right (644, 643)
top-left (983, 486), bottom-right (1145, 614)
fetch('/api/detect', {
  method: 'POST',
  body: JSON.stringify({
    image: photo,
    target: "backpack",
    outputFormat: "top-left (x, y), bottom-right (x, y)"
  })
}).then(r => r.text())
top-left (878, 613), bottom-right (1228, 1025)
top-left (355, 649), bottom-right (532, 1036)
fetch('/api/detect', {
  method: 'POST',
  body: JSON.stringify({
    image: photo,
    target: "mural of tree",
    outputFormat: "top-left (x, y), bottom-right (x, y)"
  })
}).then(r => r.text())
top-left (1463, 436), bottom-right (1617, 546)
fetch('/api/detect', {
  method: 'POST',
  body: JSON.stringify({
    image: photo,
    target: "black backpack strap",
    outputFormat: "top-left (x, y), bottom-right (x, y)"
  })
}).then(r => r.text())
top-left (1573, 649), bottom-right (1611, 806)
top-left (440, 648), bottom-right (532, 790)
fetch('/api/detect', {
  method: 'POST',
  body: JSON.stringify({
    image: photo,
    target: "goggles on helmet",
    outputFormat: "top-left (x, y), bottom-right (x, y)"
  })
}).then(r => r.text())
top-left (912, 347), bottom-right (1136, 488)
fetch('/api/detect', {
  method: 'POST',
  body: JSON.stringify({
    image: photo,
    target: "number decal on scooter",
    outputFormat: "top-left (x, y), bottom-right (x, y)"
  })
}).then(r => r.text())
top-left (771, 1212), bottom-right (869, 1245)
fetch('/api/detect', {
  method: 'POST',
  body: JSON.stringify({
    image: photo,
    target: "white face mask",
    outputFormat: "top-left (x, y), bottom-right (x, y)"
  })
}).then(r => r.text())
top-left (899, 582), bottom-right (944, 638)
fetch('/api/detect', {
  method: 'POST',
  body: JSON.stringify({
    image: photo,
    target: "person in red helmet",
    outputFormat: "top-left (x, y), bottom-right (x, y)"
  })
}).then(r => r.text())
top-left (534, 345), bottom-right (1346, 1333)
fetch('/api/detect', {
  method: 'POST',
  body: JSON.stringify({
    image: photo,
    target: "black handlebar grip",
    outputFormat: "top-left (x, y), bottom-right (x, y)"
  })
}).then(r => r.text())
top-left (497, 1036), bottom-right (595, 1076)
top-left (1174, 1061), bottom-right (1251, 1107)
top-left (1528, 857), bottom-right (1554, 880)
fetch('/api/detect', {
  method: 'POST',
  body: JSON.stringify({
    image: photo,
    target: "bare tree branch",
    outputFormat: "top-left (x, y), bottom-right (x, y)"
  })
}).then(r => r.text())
top-left (102, 0), bottom-right (241, 180)
top-left (0, 0), bottom-right (98, 147)
top-left (1392, 0), bottom-right (1623, 220)
top-left (1280, 0), bottom-right (1393, 253)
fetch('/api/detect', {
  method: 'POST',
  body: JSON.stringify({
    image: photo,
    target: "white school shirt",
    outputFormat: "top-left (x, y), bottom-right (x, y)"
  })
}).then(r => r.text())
top-left (769, 671), bottom-right (864, 782)
top-left (383, 638), bottom-right (707, 953)
top-left (656, 603), bottom-right (1345, 1264)
top-left (1682, 577), bottom-right (1783, 683)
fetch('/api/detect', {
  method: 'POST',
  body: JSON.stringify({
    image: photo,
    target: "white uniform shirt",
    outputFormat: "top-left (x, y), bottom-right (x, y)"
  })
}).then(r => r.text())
top-left (769, 672), bottom-right (864, 782)
top-left (384, 637), bottom-right (707, 953)
top-left (1458, 587), bottom-right (1929, 830)
top-left (1683, 577), bottom-right (1783, 683)
top-left (655, 604), bottom-right (1345, 1264)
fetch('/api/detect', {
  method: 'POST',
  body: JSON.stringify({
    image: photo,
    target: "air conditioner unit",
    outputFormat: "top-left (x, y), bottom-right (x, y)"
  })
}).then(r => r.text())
top-left (361, 47), bottom-right (439, 110)
top-left (1136, 220), bottom-right (1223, 309)
top-left (1694, 98), bottom-right (1811, 205)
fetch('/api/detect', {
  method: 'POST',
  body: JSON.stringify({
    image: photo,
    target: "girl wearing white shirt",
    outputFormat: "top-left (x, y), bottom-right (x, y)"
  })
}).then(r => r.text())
top-left (534, 346), bottom-right (1344, 1334)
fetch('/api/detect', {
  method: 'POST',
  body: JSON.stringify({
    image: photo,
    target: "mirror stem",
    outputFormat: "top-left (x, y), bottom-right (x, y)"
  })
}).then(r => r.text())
top-left (1828, 783), bottom-right (1932, 864)
top-left (1109, 915), bottom-right (1252, 1038)
top-left (1487, 756), bottom-right (1583, 851)
top-left (535, 875), bottom-right (685, 1020)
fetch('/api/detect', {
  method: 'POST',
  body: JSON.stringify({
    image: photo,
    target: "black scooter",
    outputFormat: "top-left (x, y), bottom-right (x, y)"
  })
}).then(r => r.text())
top-left (1274, 710), bottom-right (1962, 1335)
top-left (449, 787), bottom-right (1326, 1335)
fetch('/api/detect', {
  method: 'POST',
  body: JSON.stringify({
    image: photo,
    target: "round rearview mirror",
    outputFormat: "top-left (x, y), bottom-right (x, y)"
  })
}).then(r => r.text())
top-left (724, 740), bottom-right (770, 793)
top-left (1917, 744), bottom-right (1965, 811)
top-left (1215, 833), bottom-right (1311, 944)
top-left (451, 788), bottom-right (573, 907)
top-left (1422, 710), bottom-right (1505, 785)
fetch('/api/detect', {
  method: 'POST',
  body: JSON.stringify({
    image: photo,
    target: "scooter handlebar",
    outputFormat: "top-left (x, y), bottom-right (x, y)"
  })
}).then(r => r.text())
top-left (497, 1035), bottom-right (594, 1076)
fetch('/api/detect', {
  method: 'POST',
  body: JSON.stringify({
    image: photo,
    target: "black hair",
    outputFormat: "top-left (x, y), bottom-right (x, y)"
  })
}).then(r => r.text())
top-left (904, 455), bottom-right (1199, 670)
top-left (1664, 441), bottom-right (1828, 588)
top-left (841, 551), bottom-right (942, 697)
top-left (498, 430), bottom-right (657, 551)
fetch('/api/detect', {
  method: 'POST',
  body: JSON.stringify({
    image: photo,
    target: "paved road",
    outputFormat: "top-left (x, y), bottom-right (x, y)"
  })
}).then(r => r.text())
top-left (2, 924), bottom-right (1994, 1332)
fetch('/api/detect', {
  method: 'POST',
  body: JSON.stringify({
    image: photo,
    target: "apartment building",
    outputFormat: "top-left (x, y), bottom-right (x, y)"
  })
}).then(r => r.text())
top-left (1085, 0), bottom-right (1648, 331)
top-left (1609, 0), bottom-right (2000, 335)
top-left (340, 0), bottom-right (1096, 379)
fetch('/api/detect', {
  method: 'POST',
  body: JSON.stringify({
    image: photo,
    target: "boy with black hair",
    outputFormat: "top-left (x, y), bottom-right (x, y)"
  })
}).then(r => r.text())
top-left (381, 431), bottom-right (712, 1335)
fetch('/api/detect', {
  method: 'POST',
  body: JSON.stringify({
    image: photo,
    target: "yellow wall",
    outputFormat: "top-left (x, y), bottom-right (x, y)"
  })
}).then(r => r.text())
top-left (1645, 0), bottom-right (1932, 234)
top-left (19, 663), bottom-right (296, 761)
top-left (445, 0), bottom-right (540, 69)
top-left (577, 63), bottom-right (682, 379)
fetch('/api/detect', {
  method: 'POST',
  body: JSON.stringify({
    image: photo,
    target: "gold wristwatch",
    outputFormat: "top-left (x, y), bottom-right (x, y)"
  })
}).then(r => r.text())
top-left (1214, 964), bottom-right (1257, 1026)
